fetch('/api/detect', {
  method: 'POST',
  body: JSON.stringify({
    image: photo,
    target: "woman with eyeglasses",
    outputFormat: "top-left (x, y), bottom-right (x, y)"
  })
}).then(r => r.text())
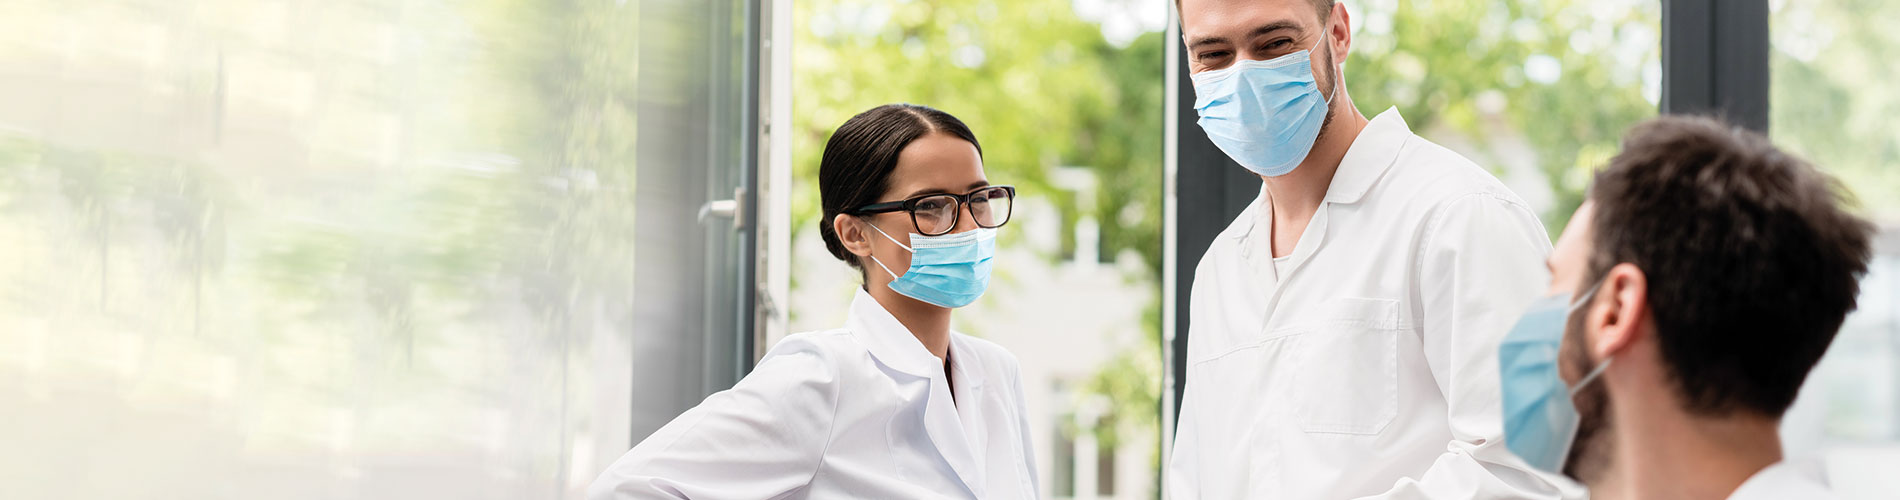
top-left (589, 104), bottom-right (1034, 499)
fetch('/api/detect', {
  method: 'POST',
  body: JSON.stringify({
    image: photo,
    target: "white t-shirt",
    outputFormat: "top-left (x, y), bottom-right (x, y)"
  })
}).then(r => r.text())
top-left (1727, 462), bottom-right (1838, 500)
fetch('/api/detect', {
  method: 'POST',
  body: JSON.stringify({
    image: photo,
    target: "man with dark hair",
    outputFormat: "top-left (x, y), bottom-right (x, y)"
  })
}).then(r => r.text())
top-left (1504, 115), bottom-right (1872, 499)
top-left (1168, 0), bottom-right (1572, 498)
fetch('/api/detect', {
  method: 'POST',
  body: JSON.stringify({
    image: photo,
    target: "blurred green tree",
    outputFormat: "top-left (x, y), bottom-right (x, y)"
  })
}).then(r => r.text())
top-left (1771, 0), bottom-right (1900, 219)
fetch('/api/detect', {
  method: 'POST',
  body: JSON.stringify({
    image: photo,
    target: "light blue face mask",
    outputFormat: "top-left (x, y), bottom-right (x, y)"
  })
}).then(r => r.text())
top-left (864, 222), bottom-right (996, 309)
top-left (1190, 32), bottom-right (1337, 178)
top-left (1499, 284), bottom-right (1611, 473)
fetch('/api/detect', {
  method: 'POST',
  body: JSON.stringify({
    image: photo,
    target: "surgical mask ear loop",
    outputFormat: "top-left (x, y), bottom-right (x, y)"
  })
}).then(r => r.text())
top-left (1569, 357), bottom-right (1613, 397)
top-left (1565, 281), bottom-right (1612, 396)
top-left (1312, 31), bottom-right (1339, 105)
top-left (860, 219), bottom-right (912, 280)
top-left (1567, 282), bottom-right (1603, 313)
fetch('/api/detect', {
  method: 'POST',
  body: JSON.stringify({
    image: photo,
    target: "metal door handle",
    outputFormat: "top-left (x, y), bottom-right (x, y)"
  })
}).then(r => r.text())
top-left (696, 187), bottom-right (749, 230)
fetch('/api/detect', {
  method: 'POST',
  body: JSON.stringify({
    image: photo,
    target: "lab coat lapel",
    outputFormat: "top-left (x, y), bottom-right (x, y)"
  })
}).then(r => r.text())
top-left (923, 361), bottom-right (984, 495)
top-left (844, 290), bottom-right (986, 496)
top-left (948, 336), bottom-right (989, 486)
top-left (1241, 188), bottom-right (1280, 290)
top-left (1257, 204), bottom-right (1330, 329)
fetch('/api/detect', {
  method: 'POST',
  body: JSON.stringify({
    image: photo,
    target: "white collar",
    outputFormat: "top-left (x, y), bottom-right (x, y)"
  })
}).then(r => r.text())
top-left (843, 289), bottom-right (983, 391)
top-left (1322, 106), bottom-right (1411, 205)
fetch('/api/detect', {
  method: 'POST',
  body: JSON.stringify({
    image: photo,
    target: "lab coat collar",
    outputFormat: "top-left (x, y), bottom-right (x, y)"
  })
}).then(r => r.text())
top-left (845, 289), bottom-right (946, 378)
top-left (1322, 107), bottom-right (1410, 205)
top-left (844, 289), bottom-right (988, 495)
top-left (946, 335), bottom-right (987, 392)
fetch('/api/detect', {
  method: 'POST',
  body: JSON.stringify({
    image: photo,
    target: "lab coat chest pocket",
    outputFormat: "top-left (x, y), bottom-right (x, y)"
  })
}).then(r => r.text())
top-left (1292, 297), bottom-right (1400, 435)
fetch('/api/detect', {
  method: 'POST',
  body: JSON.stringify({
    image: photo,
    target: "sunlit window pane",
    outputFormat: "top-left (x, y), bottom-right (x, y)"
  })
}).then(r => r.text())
top-left (1772, 0), bottom-right (1900, 496)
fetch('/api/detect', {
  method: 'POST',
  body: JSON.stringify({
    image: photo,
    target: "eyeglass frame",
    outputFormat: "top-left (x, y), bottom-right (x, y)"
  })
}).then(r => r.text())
top-left (847, 185), bottom-right (1016, 237)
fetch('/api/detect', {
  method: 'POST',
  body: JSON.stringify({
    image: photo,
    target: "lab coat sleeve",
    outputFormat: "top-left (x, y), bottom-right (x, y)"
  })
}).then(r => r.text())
top-left (587, 337), bottom-right (840, 500)
top-left (1357, 192), bottom-right (1574, 500)
top-left (1164, 366), bottom-right (1202, 500)
top-left (1009, 356), bottom-right (1042, 493)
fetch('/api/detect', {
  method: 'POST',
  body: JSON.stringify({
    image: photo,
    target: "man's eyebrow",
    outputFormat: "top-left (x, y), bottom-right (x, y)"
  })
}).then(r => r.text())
top-left (1186, 21), bottom-right (1304, 50)
top-left (1187, 35), bottom-right (1231, 50)
top-left (966, 181), bottom-right (991, 191)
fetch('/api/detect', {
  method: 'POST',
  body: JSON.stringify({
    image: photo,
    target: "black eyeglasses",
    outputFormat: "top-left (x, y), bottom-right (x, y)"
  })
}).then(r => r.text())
top-left (849, 185), bottom-right (1016, 237)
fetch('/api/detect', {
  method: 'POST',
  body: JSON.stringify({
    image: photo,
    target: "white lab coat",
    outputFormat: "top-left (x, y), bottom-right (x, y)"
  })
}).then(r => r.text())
top-left (1168, 108), bottom-right (1575, 499)
top-left (589, 290), bottom-right (1039, 499)
top-left (1726, 462), bottom-right (1839, 500)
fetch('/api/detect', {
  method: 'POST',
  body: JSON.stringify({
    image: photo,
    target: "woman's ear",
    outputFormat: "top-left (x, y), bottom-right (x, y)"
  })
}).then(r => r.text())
top-left (1588, 263), bottom-right (1650, 359)
top-left (833, 213), bottom-right (874, 261)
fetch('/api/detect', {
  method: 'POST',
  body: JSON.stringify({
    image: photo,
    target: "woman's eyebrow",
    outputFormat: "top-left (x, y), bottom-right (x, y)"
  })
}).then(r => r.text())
top-left (903, 182), bottom-right (991, 199)
top-left (904, 187), bottom-right (952, 198)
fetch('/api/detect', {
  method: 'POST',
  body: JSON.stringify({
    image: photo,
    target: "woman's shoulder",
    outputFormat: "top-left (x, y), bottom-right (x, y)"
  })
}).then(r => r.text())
top-left (723, 330), bottom-right (868, 407)
top-left (754, 328), bottom-right (880, 378)
top-left (761, 328), bottom-right (856, 360)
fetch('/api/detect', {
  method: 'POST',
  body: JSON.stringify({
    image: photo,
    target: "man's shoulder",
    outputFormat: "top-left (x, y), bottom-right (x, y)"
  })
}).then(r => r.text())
top-left (1384, 134), bottom-right (1528, 209)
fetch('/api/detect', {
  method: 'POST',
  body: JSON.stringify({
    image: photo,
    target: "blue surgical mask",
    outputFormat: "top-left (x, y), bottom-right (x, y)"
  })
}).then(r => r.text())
top-left (1499, 284), bottom-right (1611, 473)
top-left (1190, 33), bottom-right (1337, 177)
top-left (864, 222), bottom-right (996, 309)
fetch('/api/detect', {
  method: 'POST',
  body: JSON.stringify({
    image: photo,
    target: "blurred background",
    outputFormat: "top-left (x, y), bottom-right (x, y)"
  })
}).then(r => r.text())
top-left (0, 0), bottom-right (1894, 499)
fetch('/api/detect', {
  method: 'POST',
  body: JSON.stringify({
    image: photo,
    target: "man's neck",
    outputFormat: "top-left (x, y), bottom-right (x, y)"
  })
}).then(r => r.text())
top-left (1594, 396), bottom-right (1784, 500)
top-left (1262, 102), bottom-right (1369, 257)
top-left (867, 286), bottom-right (952, 362)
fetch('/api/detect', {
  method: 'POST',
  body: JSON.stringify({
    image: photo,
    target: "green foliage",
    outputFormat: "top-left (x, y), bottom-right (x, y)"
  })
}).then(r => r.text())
top-left (1771, 0), bottom-right (1900, 218)
top-left (791, 0), bottom-right (1165, 271)
top-left (1345, 0), bottom-right (1659, 235)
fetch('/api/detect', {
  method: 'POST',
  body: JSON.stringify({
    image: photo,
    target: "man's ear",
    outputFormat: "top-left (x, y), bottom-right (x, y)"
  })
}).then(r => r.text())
top-left (1587, 263), bottom-right (1650, 360)
top-left (1328, 2), bottom-right (1352, 62)
top-left (833, 213), bottom-right (874, 261)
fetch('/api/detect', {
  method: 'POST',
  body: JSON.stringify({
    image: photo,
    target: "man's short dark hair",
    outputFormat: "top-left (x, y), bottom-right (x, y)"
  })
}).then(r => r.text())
top-left (1175, 0), bottom-right (1336, 22)
top-left (1586, 115), bottom-right (1875, 418)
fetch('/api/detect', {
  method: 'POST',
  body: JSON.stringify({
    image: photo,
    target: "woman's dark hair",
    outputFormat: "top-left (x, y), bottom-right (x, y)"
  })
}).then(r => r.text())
top-left (818, 104), bottom-right (983, 272)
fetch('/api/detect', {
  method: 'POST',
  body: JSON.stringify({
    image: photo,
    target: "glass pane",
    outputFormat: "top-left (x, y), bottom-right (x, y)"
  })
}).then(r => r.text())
top-left (1772, 0), bottom-right (1900, 497)
top-left (0, 0), bottom-right (754, 498)
top-left (1347, 0), bottom-right (1662, 233)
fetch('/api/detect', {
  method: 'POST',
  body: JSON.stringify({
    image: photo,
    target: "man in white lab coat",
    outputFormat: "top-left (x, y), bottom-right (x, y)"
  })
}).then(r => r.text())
top-left (1168, 0), bottom-right (1573, 497)
top-left (1524, 117), bottom-right (1870, 499)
